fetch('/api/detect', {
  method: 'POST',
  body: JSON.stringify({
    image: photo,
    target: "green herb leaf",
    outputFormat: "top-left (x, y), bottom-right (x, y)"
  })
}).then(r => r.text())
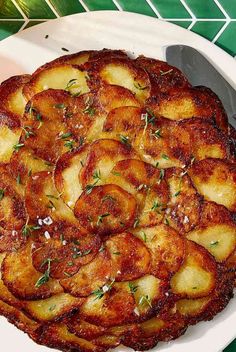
top-left (129, 282), bottom-right (139, 294)
top-left (60, 132), bottom-right (72, 139)
top-left (134, 82), bottom-right (148, 90)
top-left (139, 294), bottom-right (152, 307)
top-left (0, 189), bottom-right (5, 201)
top-left (61, 47), bottom-right (69, 52)
top-left (35, 258), bottom-right (52, 288)
top-left (54, 103), bottom-right (65, 109)
top-left (141, 231), bottom-right (147, 243)
top-left (16, 173), bottom-right (21, 185)
top-left (119, 134), bottom-right (130, 145)
top-left (97, 213), bottom-right (110, 226)
top-left (210, 241), bottom-right (219, 247)
top-left (174, 190), bottom-right (181, 197)
top-left (13, 143), bottom-right (24, 151)
top-left (162, 154), bottom-right (169, 160)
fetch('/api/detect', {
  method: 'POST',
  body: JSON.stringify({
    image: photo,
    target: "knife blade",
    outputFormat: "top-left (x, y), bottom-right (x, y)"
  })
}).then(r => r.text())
top-left (165, 45), bottom-right (236, 129)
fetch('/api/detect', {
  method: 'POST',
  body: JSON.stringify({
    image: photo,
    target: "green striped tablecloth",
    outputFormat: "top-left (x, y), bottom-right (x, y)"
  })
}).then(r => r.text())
top-left (0, 1), bottom-right (235, 351)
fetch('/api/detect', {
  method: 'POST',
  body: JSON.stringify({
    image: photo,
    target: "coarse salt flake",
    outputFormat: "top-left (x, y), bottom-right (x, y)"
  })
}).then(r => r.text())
top-left (43, 216), bottom-right (53, 225)
top-left (44, 231), bottom-right (51, 239)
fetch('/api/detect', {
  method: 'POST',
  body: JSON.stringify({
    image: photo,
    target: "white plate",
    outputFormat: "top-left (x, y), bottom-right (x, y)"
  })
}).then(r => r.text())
top-left (0, 10), bottom-right (235, 352)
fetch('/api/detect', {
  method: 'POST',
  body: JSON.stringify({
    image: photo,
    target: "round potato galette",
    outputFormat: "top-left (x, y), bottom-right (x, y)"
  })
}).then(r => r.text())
top-left (0, 49), bottom-right (235, 352)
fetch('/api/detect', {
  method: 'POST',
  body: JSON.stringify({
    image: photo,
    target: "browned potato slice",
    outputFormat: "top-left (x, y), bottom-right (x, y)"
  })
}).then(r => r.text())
top-left (135, 55), bottom-right (190, 94)
top-left (0, 166), bottom-right (26, 232)
top-left (63, 93), bottom-right (106, 142)
top-left (9, 147), bottom-right (53, 186)
top-left (147, 86), bottom-right (228, 131)
top-left (130, 274), bottom-right (167, 319)
top-left (133, 225), bottom-right (185, 279)
top-left (0, 228), bottom-right (25, 253)
top-left (23, 64), bottom-right (89, 101)
top-left (170, 240), bottom-right (217, 298)
top-left (188, 158), bottom-right (236, 211)
top-left (122, 333), bottom-right (159, 351)
top-left (54, 145), bottom-right (89, 209)
top-left (2, 242), bottom-right (63, 300)
top-left (164, 168), bottom-right (202, 234)
top-left (0, 112), bottom-right (21, 163)
top-left (106, 232), bottom-right (150, 281)
top-left (74, 184), bottom-right (137, 235)
top-left (79, 139), bottom-right (136, 188)
top-left (36, 49), bottom-right (128, 74)
top-left (25, 171), bottom-right (82, 228)
top-left (80, 282), bottom-right (136, 327)
top-left (92, 334), bottom-right (120, 349)
top-left (187, 201), bottom-right (236, 262)
top-left (32, 233), bottom-right (101, 279)
top-left (0, 299), bottom-right (39, 337)
top-left (133, 115), bottom-right (191, 168)
top-left (102, 106), bottom-right (143, 142)
top-left (88, 58), bottom-right (151, 103)
top-left (61, 249), bottom-right (112, 297)
top-left (0, 74), bottom-right (30, 117)
top-left (38, 323), bottom-right (103, 352)
top-left (107, 159), bottom-right (169, 228)
top-left (24, 293), bottom-right (84, 322)
top-left (67, 316), bottom-right (107, 339)
top-left (22, 89), bottom-right (73, 163)
top-left (181, 118), bottom-right (230, 161)
top-left (98, 85), bottom-right (140, 113)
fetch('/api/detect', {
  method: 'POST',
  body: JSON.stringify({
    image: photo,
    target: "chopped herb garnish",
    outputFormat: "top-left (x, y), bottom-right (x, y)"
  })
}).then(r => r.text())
top-left (129, 282), bottom-right (139, 294)
top-left (85, 169), bottom-right (101, 194)
top-left (22, 224), bottom-right (41, 237)
top-left (111, 171), bottom-right (121, 176)
top-left (174, 190), bottom-right (181, 197)
top-left (72, 248), bottom-right (92, 259)
top-left (119, 134), bottom-right (130, 145)
top-left (64, 140), bottom-right (75, 151)
top-left (139, 295), bottom-right (152, 308)
top-left (134, 82), bottom-right (148, 90)
top-left (162, 154), bottom-right (169, 160)
top-left (49, 305), bottom-right (56, 312)
top-left (28, 169), bottom-right (32, 177)
top-left (60, 132), bottom-right (72, 139)
top-left (47, 200), bottom-right (56, 209)
top-left (192, 286), bottom-right (198, 290)
top-left (45, 34), bottom-right (49, 39)
top-left (22, 126), bottom-right (35, 139)
top-left (46, 194), bottom-right (59, 200)
top-left (141, 231), bottom-right (147, 242)
top-left (67, 261), bottom-right (74, 267)
top-left (65, 78), bottom-right (77, 91)
top-left (16, 173), bottom-right (21, 185)
top-left (64, 271), bottom-right (72, 277)
top-left (102, 194), bottom-right (115, 203)
top-left (35, 258), bottom-right (52, 288)
top-left (151, 200), bottom-right (160, 211)
top-left (97, 213), bottom-right (110, 226)
top-left (54, 103), bottom-right (65, 109)
top-left (0, 189), bottom-right (4, 201)
top-left (79, 136), bottom-right (84, 146)
top-left (13, 143), bottom-right (24, 151)
top-left (45, 161), bottom-right (53, 166)
top-left (210, 241), bottom-right (219, 246)
top-left (160, 69), bottom-right (173, 76)
top-left (83, 97), bottom-right (96, 116)
top-left (155, 162), bottom-right (159, 168)
top-left (133, 218), bottom-right (140, 228)
top-left (60, 234), bottom-right (64, 243)
top-left (164, 218), bottom-right (170, 226)
top-left (113, 251), bottom-right (121, 255)
top-left (65, 111), bottom-right (73, 118)
top-left (158, 169), bottom-right (165, 184)
top-left (92, 279), bottom-right (115, 300)
top-left (99, 244), bottom-right (106, 252)
top-left (61, 47), bottom-right (69, 52)
top-left (152, 129), bottom-right (162, 139)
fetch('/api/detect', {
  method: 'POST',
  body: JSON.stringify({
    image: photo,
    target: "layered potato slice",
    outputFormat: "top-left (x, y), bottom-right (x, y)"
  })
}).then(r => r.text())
top-left (87, 58), bottom-right (151, 103)
top-left (133, 224), bottom-right (185, 279)
top-left (106, 159), bottom-right (169, 227)
top-left (164, 168), bottom-right (202, 234)
top-left (98, 85), bottom-right (140, 113)
top-left (0, 74), bottom-right (30, 118)
top-left (23, 64), bottom-right (89, 101)
top-left (135, 55), bottom-right (190, 94)
top-left (60, 249), bottom-right (112, 297)
top-left (186, 201), bottom-right (236, 262)
top-left (79, 139), bottom-right (137, 188)
top-left (0, 111), bottom-right (22, 164)
top-left (180, 118), bottom-right (230, 161)
top-left (54, 145), bottom-right (89, 209)
top-left (170, 240), bottom-right (217, 298)
top-left (133, 115), bottom-right (191, 169)
top-left (188, 158), bottom-right (236, 211)
top-left (106, 232), bottom-right (151, 281)
top-left (74, 184), bottom-right (137, 235)
top-left (147, 86), bottom-right (228, 131)
top-left (2, 242), bottom-right (63, 300)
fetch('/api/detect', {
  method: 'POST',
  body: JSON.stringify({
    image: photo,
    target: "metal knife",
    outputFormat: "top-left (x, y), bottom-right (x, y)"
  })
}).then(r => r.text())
top-left (165, 45), bottom-right (236, 129)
